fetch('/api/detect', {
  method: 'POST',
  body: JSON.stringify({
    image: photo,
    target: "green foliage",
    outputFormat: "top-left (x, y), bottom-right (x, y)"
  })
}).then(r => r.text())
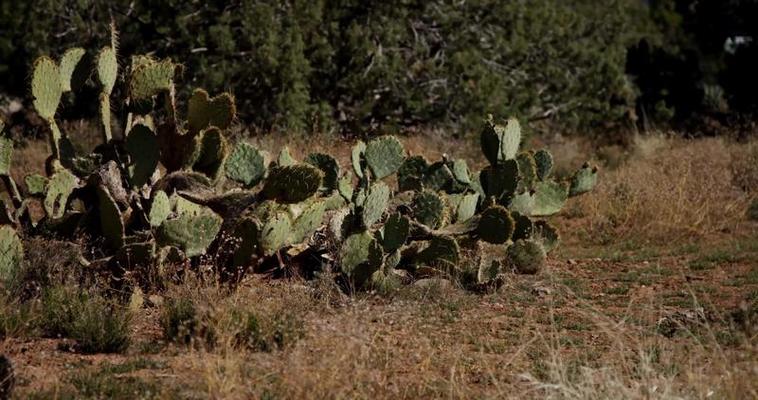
top-left (226, 142), bottom-right (267, 187)
top-left (507, 239), bottom-right (547, 275)
top-left (1, 0), bottom-right (649, 133)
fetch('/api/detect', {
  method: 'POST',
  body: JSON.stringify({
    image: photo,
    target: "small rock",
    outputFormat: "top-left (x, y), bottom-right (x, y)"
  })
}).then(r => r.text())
top-left (531, 284), bottom-right (552, 298)
top-left (568, 259), bottom-right (578, 265)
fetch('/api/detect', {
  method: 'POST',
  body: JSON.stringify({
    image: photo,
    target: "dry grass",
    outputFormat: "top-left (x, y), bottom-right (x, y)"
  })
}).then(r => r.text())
top-left (565, 135), bottom-right (756, 245)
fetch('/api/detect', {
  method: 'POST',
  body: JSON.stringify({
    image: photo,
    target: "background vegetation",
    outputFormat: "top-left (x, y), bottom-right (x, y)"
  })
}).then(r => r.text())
top-left (1, 0), bottom-right (755, 135)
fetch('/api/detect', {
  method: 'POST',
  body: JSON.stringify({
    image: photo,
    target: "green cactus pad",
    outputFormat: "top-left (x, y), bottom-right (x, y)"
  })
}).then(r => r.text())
top-left (0, 136), bottom-right (12, 175)
top-left (351, 140), bottom-right (366, 178)
top-left (476, 205), bottom-right (514, 244)
top-left (262, 164), bottom-right (323, 203)
top-left (534, 220), bottom-right (560, 253)
top-left (193, 127), bottom-right (229, 180)
top-left (340, 231), bottom-right (384, 287)
top-left (411, 190), bottom-right (447, 229)
top-left (516, 152), bottom-right (537, 190)
top-left (157, 207), bottom-right (222, 258)
top-left (291, 200), bottom-right (327, 244)
top-left (254, 202), bottom-right (293, 255)
top-left (480, 159), bottom-right (519, 202)
top-left (417, 235), bottom-right (460, 268)
top-left (149, 190), bottom-right (171, 228)
top-left (531, 181), bottom-right (568, 216)
top-left (0, 225), bottom-right (23, 285)
top-left (187, 89), bottom-right (236, 133)
top-left (569, 163), bottom-right (598, 196)
top-left (129, 57), bottom-right (176, 100)
top-left (305, 153), bottom-right (339, 190)
top-left (534, 149), bottom-right (554, 181)
top-left (423, 162), bottom-right (455, 192)
top-left (381, 213), bottom-right (410, 252)
top-left (338, 173), bottom-right (354, 202)
top-left (96, 47), bottom-right (118, 94)
top-left (125, 124), bottom-right (160, 187)
top-left (508, 191), bottom-right (535, 215)
top-left (365, 136), bottom-right (405, 180)
top-left (397, 155), bottom-right (428, 192)
top-left (481, 117), bottom-right (521, 164)
top-left (225, 142), bottom-right (267, 187)
top-left (361, 182), bottom-right (390, 228)
top-left (97, 186), bottom-right (125, 249)
top-left (43, 169), bottom-right (78, 219)
top-left (507, 239), bottom-right (546, 275)
top-left (31, 56), bottom-right (62, 121)
top-left (451, 159), bottom-right (471, 185)
top-left (477, 257), bottom-right (501, 284)
top-left (456, 193), bottom-right (479, 222)
top-left (24, 174), bottom-right (48, 196)
top-left (277, 146), bottom-right (296, 167)
top-left (59, 48), bottom-right (86, 92)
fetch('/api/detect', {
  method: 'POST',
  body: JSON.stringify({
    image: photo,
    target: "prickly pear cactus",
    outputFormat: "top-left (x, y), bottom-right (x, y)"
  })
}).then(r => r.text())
top-left (361, 182), bottom-right (390, 228)
top-left (365, 136), bottom-right (406, 180)
top-left (0, 225), bottom-right (23, 285)
top-left (125, 124), bottom-right (160, 187)
top-left (187, 89), bottom-right (236, 134)
top-left (128, 56), bottom-right (176, 101)
top-left (262, 164), bottom-right (323, 203)
top-left (507, 239), bottom-right (546, 275)
top-left (43, 169), bottom-right (78, 219)
top-left (340, 231), bottom-right (384, 288)
top-left (59, 48), bottom-right (86, 92)
top-left (226, 142), bottom-right (267, 187)
top-left (412, 190), bottom-right (447, 229)
top-left (569, 163), bottom-right (598, 196)
top-left (96, 46), bottom-right (118, 142)
top-left (157, 207), bottom-right (223, 258)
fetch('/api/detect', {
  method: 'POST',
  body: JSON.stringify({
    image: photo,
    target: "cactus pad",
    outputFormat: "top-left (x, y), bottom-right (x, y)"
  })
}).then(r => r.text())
top-left (397, 155), bottom-right (428, 192)
top-left (277, 146), bottom-right (296, 167)
top-left (96, 47), bottom-right (118, 94)
top-left (456, 193), bottom-right (479, 222)
top-left (516, 152), bottom-right (537, 190)
top-left (291, 200), bottom-right (327, 244)
top-left (97, 186), bottom-right (125, 249)
top-left (534, 149), bottom-right (553, 181)
top-left (225, 142), bottom-right (267, 187)
top-left (129, 57), bottom-right (176, 100)
top-left (43, 169), bottom-right (78, 219)
top-left (507, 239), bottom-right (546, 275)
top-left (263, 164), bottom-right (323, 203)
top-left (417, 235), bottom-right (460, 268)
top-left (254, 203), bottom-right (293, 255)
top-left (477, 205), bottom-right (514, 244)
top-left (24, 174), bottom-right (48, 196)
top-left (480, 159), bottom-right (519, 202)
top-left (569, 163), bottom-right (598, 197)
top-left (351, 140), bottom-right (366, 178)
top-left (125, 124), bottom-right (160, 187)
top-left (187, 89), bottom-right (236, 133)
top-left (157, 207), bottom-right (222, 258)
top-left (381, 213), bottom-right (410, 252)
top-left (340, 231), bottom-right (384, 287)
top-left (31, 56), bottom-right (62, 121)
top-left (451, 159), bottom-right (471, 185)
top-left (365, 136), bottom-right (405, 179)
top-left (0, 226), bottom-right (23, 285)
top-left (531, 181), bottom-right (568, 216)
top-left (423, 162), bottom-right (455, 192)
top-left (149, 190), bottom-right (171, 228)
top-left (305, 153), bottom-right (339, 190)
top-left (59, 48), bottom-right (86, 92)
top-left (411, 190), bottom-right (447, 229)
top-left (361, 182), bottom-right (390, 228)
top-left (193, 127), bottom-right (229, 180)
top-left (0, 136), bottom-right (12, 175)
top-left (481, 117), bottom-right (521, 164)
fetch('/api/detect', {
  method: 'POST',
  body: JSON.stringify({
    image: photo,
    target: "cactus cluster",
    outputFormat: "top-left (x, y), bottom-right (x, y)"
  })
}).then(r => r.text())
top-left (0, 33), bottom-right (597, 294)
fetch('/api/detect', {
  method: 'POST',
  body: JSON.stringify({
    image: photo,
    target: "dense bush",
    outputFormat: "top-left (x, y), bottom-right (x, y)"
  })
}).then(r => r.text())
top-left (0, 0), bottom-right (649, 134)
